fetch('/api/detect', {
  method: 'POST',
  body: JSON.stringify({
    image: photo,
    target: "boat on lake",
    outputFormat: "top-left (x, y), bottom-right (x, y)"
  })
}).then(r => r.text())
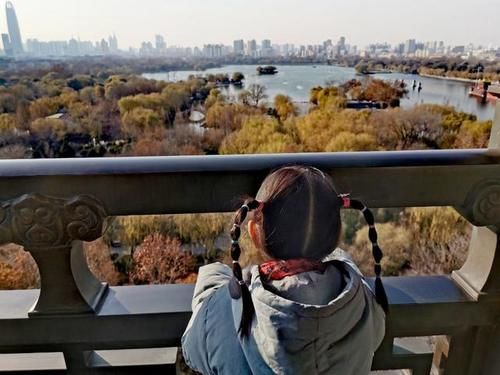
top-left (257, 66), bottom-right (278, 75)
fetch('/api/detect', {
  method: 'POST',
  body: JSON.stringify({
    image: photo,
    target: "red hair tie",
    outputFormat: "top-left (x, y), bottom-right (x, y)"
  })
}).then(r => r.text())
top-left (256, 200), bottom-right (265, 211)
top-left (339, 194), bottom-right (351, 208)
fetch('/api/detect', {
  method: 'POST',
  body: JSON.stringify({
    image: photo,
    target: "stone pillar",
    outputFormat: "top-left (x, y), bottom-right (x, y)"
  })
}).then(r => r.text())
top-left (450, 101), bottom-right (500, 374)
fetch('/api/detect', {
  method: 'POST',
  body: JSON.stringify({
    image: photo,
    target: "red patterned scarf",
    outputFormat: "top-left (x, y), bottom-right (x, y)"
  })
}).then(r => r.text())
top-left (259, 258), bottom-right (327, 281)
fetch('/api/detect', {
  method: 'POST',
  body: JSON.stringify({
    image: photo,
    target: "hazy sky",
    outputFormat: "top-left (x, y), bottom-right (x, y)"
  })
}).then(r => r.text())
top-left (4, 0), bottom-right (500, 48)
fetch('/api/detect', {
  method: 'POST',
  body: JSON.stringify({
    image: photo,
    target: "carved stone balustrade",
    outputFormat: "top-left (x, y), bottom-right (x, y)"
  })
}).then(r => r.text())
top-left (0, 103), bottom-right (498, 374)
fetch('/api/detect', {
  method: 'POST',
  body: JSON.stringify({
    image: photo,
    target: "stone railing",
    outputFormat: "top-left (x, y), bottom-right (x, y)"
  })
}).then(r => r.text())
top-left (0, 106), bottom-right (499, 374)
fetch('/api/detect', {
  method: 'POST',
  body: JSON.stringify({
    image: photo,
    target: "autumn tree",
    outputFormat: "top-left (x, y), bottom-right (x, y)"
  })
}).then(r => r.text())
top-left (204, 88), bottom-right (225, 110)
top-left (83, 239), bottom-right (123, 285)
top-left (220, 115), bottom-right (301, 154)
top-left (273, 94), bottom-right (298, 122)
top-left (130, 234), bottom-right (196, 285)
top-left (0, 244), bottom-right (40, 289)
top-left (310, 86), bottom-right (346, 109)
top-left (172, 213), bottom-right (231, 263)
top-left (232, 72), bottom-right (245, 82)
top-left (370, 107), bottom-right (442, 150)
top-left (325, 131), bottom-right (379, 152)
top-left (121, 107), bottom-right (164, 136)
top-left (246, 84), bottom-right (268, 106)
top-left (206, 102), bottom-right (264, 135)
top-left (295, 108), bottom-right (373, 152)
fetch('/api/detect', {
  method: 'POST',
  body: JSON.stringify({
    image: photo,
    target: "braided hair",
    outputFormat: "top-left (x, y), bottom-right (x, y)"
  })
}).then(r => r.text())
top-left (228, 167), bottom-right (389, 338)
top-left (339, 194), bottom-right (389, 313)
top-left (228, 198), bottom-right (261, 338)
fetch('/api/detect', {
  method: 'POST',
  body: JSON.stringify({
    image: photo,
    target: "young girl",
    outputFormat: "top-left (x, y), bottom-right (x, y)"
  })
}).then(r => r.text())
top-left (182, 165), bottom-right (387, 375)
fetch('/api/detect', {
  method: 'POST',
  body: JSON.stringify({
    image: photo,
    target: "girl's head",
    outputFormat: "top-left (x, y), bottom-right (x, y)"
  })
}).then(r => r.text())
top-left (249, 165), bottom-right (342, 261)
top-left (229, 165), bottom-right (388, 337)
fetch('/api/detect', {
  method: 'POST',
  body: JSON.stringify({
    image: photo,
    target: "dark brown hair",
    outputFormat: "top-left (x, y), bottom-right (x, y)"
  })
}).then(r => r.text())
top-left (229, 165), bottom-right (388, 338)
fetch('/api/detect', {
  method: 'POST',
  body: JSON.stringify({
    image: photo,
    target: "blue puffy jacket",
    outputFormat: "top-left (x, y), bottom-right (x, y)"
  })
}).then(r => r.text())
top-left (182, 252), bottom-right (386, 375)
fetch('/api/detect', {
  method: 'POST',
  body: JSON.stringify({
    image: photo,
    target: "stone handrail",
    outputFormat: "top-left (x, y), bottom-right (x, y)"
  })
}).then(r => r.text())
top-left (0, 103), bottom-right (499, 373)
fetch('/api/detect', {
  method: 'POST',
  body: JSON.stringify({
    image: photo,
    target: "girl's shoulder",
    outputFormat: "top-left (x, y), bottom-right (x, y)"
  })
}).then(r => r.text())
top-left (323, 248), bottom-right (364, 277)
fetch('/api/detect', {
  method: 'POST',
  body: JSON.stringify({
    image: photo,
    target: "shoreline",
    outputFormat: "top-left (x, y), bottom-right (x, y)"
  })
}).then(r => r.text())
top-left (419, 73), bottom-right (477, 84)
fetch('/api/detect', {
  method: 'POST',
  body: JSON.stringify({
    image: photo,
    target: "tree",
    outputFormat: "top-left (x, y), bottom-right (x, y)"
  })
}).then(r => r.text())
top-left (295, 108), bottom-right (372, 152)
top-left (204, 88), bottom-right (225, 110)
top-left (231, 72), bottom-right (245, 82)
top-left (130, 234), bottom-right (196, 285)
top-left (29, 97), bottom-right (62, 120)
top-left (15, 100), bottom-right (31, 130)
top-left (309, 86), bottom-right (346, 109)
top-left (206, 102), bottom-right (263, 135)
top-left (121, 107), bottom-right (164, 136)
top-left (355, 63), bottom-right (370, 75)
top-left (273, 94), bottom-right (298, 121)
top-left (172, 213), bottom-right (230, 263)
top-left (0, 113), bottom-right (16, 134)
top-left (247, 84), bottom-right (268, 106)
top-left (220, 115), bottom-right (300, 154)
top-left (325, 131), bottom-right (379, 152)
top-left (0, 244), bottom-right (40, 289)
top-left (84, 239), bottom-right (122, 285)
top-left (370, 107), bottom-right (442, 150)
top-left (30, 118), bottom-right (67, 139)
top-left (237, 90), bottom-right (251, 106)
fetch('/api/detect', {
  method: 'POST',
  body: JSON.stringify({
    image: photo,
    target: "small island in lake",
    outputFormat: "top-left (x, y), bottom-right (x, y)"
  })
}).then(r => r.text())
top-left (257, 66), bottom-right (278, 75)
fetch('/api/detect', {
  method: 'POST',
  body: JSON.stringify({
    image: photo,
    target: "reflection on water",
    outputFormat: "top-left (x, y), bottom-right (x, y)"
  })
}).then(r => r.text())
top-left (144, 65), bottom-right (496, 121)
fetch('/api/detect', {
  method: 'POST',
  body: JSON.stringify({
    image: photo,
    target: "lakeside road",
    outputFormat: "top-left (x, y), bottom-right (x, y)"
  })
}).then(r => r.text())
top-left (419, 73), bottom-right (478, 84)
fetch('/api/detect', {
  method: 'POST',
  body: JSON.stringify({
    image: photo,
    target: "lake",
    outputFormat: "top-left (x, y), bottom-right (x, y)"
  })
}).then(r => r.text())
top-left (144, 65), bottom-right (497, 121)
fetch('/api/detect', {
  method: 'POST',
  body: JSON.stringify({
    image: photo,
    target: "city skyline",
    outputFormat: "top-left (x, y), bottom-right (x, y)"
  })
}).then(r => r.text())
top-left (3, 0), bottom-right (500, 50)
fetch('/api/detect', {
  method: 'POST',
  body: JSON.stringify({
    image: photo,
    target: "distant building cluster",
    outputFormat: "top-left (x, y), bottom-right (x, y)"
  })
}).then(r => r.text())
top-left (0, 1), bottom-right (498, 61)
top-left (365, 39), bottom-right (498, 60)
top-left (25, 35), bottom-right (120, 58)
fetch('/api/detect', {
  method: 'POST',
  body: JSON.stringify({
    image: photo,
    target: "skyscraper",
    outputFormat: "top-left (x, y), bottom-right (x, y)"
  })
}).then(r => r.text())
top-left (108, 34), bottom-right (119, 53)
top-left (233, 39), bottom-right (244, 55)
top-left (5, 2), bottom-right (23, 55)
top-left (246, 40), bottom-right (257, 57)
top-left (404, 39), bottom-right (416, 55)
top-left (155, 35), bottom-right (166, 52)
top-left (1, 33), bottom-right (12, 57)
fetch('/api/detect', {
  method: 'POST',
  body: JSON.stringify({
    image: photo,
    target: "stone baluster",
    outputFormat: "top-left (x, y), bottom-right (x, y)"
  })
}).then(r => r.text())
top-left (0, 194), bottom-right (108, 316)
top-left (448, 102), bottom-right (500, 374)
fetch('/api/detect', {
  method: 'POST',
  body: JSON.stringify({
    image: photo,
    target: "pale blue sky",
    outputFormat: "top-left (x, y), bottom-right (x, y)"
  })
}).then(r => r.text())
top-left (4, 0), bottom-right (500, 48)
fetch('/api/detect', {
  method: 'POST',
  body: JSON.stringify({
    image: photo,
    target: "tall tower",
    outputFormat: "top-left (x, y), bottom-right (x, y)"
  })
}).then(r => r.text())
top-left (5, 2), bottom-right (23, 55)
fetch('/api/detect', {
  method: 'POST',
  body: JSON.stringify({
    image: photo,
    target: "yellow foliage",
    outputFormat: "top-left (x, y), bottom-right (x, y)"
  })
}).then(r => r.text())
top-left (206, 102), bottom-right (263, 133)
top-left (325, 131), bottom-right (380, 152)
top-left (29, 97), bottom-right (62, 120)
top-left (406, 207), bottom-right (469, 244)
top-left (172, 213), bottom-right (231, 251)
top-left (296, 109), bottom-right (372, 152)
top-left (274, 94), bottom-right (298, 121)
top-left (352, 223), bottom-right (412, 276)
top-left (30, 118), bottom-right (68, 139)
top-left (83, 239), bottom-right (122, 285)
top-left (0, 114), bottom-right (17, 134)
top-left (453, 120), bottom-right (492, 149)
top-left (121, 107), bottom-right (164, 136)
top-left (113, 215), bottom-right (176, 248)
top-left (0, 244), bottom-right (40, 290)
top-left (220, 115), bottom-right (301, 154)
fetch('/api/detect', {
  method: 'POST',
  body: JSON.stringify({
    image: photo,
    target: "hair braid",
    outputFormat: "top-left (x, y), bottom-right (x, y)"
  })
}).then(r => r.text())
top-left (343, 197), bottom-right (389, 313)
top-left (228, 198), bottom-right (261, 338)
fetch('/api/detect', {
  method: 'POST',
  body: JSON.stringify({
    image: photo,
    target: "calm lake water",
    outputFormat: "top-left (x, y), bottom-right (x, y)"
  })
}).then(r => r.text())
top-left (144, 65), bottom-right (496, 121)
